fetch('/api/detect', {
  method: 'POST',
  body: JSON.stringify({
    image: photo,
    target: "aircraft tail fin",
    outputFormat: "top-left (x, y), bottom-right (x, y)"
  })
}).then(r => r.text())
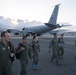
top-left (45, 4), bottom-right (60, 27)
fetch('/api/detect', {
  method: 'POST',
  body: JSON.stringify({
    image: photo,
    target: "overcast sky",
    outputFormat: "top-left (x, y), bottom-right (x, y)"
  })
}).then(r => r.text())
top-left (0, 0), bottom-right (76, 27)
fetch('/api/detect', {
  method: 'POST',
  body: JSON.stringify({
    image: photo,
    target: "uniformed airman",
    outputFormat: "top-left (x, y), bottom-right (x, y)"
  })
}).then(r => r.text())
top-left (30, 36), bottom-right (40, 70)
top-left (58, 34), bottom-right (65, 59)
top-left (48, 33), bottom-right (60, 65)
top-left (0, 31), bottom-right (14, 75)
top-left (16, 36), bottom-right (32, 75)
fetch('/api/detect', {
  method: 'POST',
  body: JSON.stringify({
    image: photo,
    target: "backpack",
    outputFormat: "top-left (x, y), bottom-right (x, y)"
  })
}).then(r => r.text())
top-left (15, 43), bottom-right (23, 59)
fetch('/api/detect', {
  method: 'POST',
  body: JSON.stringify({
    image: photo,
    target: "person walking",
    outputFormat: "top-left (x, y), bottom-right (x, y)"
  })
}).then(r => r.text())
top-left (48, 33), bottom-right (60, 65)
top-left (0, 31), bottom-right (14, 75)
top-left (58, 34), bottom-right (65, 59)
top-left (16, 36), bottom-right (32, 75)
top-left (30, 36), bottom-right (40, 70)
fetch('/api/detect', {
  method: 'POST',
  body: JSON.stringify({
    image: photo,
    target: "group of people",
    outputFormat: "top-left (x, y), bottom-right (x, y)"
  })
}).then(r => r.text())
top-left (49, 33), bottom-right (65, 65)
top-left (0, 31), bottom-right (65, 75)
top-left (16, 35), bottom-right (40, 75)
top-left (0, 31), bottom-right (40, 75)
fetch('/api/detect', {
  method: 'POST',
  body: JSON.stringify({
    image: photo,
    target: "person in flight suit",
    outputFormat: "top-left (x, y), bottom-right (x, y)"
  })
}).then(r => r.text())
top-left (58, 33), bottom-right (65, 59)
top-left (48, 33), bottom-right (60, 65)
top-left (16, 36), bottom-right (32, 75)
top-left (0, 31), bottom-right (14, 75)
top-left (30, 36), bottom-right (40, 70)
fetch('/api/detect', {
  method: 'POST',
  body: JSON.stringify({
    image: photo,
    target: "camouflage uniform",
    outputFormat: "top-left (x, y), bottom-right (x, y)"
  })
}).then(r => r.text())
top-left (0, 41), bottom-right (14, 75)
top-left (30, 41), bottom-right (40, 69)
top-left (58, 37), bottom-right (65, 58)
top-left (49, 37), bottom-right (59, 65)
top-left (16, 43), bottom-right (32, 75)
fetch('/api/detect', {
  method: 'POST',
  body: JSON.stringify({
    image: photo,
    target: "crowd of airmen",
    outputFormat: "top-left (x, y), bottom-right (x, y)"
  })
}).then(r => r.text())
top-left (0, 31), bottom-right (65, 75)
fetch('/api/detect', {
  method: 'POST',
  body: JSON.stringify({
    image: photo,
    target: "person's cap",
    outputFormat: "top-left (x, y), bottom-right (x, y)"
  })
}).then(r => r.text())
top-left (33, 36), bottom-right (37, 39)
top-left (53, 33), bottom-right (57, 36)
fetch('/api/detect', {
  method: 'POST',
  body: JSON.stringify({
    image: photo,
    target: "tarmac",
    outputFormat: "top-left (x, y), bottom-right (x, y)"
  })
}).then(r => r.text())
top-left (8, 34), bottom-right (76, 75)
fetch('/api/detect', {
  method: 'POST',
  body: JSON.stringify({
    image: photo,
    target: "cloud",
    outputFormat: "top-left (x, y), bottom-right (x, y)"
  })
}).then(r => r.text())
top-left (17, 19), bottom-right (24, 23)
top-left (0, 16), bottom-right (4, 20)
top-left (0, 16), bottom-right (15, 28)
top-left (0, 16), bottom-right (43, 30)
top-left (15, 19), bottom-right (43, 29)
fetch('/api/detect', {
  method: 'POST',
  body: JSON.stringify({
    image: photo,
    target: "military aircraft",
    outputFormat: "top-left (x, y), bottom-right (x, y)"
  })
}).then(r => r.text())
top-left (22, 4), bottom-right (61, 36)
